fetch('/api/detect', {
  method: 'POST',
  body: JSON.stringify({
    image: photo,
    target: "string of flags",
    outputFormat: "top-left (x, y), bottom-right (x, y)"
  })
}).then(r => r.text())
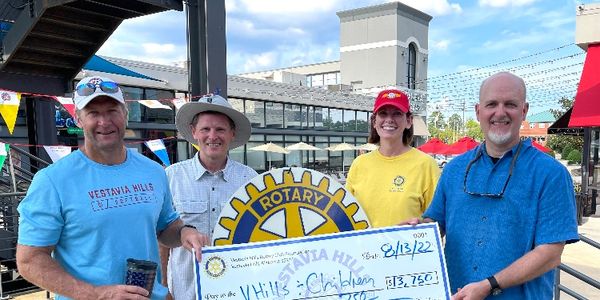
top-left (0, 88), bottom-right (191, 136)
top-left (0, 138), bottom-right (173, 168)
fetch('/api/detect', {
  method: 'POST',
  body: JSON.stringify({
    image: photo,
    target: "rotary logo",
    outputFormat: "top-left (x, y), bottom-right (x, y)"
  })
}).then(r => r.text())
top-left (204, 256), bottom-right (226, 278)
top-left (212, 168), bottom-right (370, 245)
top-left (390, 175), bottom-right (406, 192)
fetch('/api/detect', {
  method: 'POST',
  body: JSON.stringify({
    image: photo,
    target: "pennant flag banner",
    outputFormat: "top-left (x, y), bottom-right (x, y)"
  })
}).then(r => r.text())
top-left (55, 96), bottom-right (77, 119)
top-left (0, 90), bottom-right (21, 134)
top-left (43, 145), bottom-right (72, 163)
top-left (144, 139), bottom-right (171, 166)
top-left (0, 143), bottom-right (9, 170)
top-left (172, 98), bottom-right (187, 110)
top-left (138, 100), bottom-right (172, 110)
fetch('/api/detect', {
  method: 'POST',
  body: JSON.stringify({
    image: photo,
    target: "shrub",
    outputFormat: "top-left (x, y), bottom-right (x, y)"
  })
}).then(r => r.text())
top-left (567, 149), bottom-right (582, 164)
top-left (562, 145), bottom-right (574, 160)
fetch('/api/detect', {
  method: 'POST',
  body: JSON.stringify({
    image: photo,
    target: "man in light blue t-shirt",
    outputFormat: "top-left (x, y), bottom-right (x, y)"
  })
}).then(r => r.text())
top-left (404, 72), bottom-right (578, 299)
top-left (16, 76), bottom-right (209, 300)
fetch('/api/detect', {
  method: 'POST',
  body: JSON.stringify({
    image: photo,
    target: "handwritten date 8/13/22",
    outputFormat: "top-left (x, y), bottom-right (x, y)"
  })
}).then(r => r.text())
top-left (380, 239), bottom-right (434, 260)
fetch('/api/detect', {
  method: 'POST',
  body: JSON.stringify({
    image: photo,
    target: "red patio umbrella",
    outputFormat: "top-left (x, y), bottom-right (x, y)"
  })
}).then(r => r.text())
top-left (443, 137), bottom-right (480, 155)
top-left (417, 137), bottom-right (450, 154)
top-left (531, 140), bottom-right (551, 153)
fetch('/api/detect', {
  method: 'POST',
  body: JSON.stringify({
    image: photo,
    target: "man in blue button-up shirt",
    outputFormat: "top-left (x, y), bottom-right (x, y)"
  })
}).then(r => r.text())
top-left (407, 72), bottom-right (579, 299)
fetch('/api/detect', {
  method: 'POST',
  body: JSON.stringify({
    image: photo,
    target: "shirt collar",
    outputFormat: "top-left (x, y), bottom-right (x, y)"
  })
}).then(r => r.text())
top-left (481, 138), bottom-right (530, 160)
top-left (192, 153), bottom-right (233, 182)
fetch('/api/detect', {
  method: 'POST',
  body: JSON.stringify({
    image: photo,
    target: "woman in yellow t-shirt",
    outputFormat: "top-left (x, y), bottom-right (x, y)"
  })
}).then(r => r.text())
top-left (346, 89), bottom-right (440, 228)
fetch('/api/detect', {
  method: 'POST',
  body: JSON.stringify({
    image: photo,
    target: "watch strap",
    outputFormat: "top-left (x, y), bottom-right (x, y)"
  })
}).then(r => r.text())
top-left (487, 276), bottom-right (502, 295)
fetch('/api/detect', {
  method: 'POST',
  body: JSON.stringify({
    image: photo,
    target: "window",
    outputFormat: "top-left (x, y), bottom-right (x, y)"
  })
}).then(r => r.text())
top-left (265, 102), bottom-right (283, 128)
top-left (144, 89), bottom-right (175, 124)
top-left (324, 72), bottom-right (340, 86)
top-left (245, 100), bottom-right (265, 128)
top-left (121, 86), bottom-right (143, 122)
top-left (529, 123), bottom-right (536, 129)
top-left (539, 123), bottom-right (546, 129)
top-left (407, 43), bottom-right (417, 90)
top-left (344, 110), bottom-right (357, 132)
top-left (357, 111), bottom-right (369, 132)
top-left (284, 104), bottom-right (302, 128)
top-left (329, 108), bottom-right (343, 131)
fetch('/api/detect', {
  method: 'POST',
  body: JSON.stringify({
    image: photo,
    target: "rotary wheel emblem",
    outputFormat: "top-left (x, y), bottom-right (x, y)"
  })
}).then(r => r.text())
top-left (212, 168), bottom-right (370, 245)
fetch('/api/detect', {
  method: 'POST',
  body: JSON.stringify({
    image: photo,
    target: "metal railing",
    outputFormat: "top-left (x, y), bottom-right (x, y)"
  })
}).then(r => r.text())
top-left (554, 234), bottom-right (600, 299)
top-left (0, 145), bottom-right (50, 298)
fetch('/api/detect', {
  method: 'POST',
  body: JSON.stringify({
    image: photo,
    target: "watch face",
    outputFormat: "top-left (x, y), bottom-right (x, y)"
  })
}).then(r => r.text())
top-left (492, 288), bottom-right (503, 296)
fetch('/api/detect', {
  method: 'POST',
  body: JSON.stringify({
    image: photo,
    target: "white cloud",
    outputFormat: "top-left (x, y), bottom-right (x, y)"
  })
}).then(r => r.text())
top-left (478, 0), bottom-right (537, 8)
top-left (238, 0), bottom-right (340, 14)
top-left (142, 43), bottom-right (177, 56)
top-left (433, 39), bottom-right (451, 51)
top-left (395, 0), bottom-right (462, 16)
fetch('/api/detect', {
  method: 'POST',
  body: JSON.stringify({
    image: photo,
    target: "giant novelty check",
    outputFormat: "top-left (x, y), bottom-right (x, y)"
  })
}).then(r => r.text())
top-left (195, 224), bottom-right (451, 300)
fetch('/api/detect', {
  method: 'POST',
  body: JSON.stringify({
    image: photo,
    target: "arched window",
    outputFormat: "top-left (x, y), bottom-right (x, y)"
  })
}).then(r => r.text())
top-left (407, 43), bottom-right (417, 90)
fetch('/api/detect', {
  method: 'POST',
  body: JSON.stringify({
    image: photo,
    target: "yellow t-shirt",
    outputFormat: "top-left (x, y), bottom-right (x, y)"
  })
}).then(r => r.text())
top-left (345, 148), bottom-right (440, 228)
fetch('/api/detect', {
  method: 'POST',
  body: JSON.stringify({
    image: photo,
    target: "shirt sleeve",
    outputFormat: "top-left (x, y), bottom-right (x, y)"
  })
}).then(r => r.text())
top-left (422, 158), bottom-right (441, 212)
top-left (157, 170), bottom-right (179, 232)
top-left (17, 171), bottom-right (64, 246)
top-left (534, 164), bottom-right (579, 246)
top-left (423, 168), bottom-right (447, 230)
top-left (345, 159), bottom-right (358, 197)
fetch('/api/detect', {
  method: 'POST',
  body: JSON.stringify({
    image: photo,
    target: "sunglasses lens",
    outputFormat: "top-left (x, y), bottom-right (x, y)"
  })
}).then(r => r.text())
top-left (100, 81), bottom-right (119, 93)
top-left (75, 84), bottom-right (96, 97)
top-left (75, 81), bottom-right (119, 96)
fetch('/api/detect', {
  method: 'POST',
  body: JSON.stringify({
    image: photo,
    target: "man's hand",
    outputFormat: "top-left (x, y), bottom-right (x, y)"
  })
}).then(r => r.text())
top-left (180, 227), bottom-right (210, 262)
top-left (451, 280), bottom-right (490, 300)
top-left (90, 284), bottom-right (149, 300)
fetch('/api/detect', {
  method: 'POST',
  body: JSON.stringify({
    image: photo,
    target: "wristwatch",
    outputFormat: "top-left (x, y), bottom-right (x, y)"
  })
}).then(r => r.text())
top-left (487, 276), bottom-right (503, 296)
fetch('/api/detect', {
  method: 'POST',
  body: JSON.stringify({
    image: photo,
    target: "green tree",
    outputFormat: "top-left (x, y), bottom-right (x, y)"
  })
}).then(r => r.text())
top-left (465, 119), bottom-right (484, 141)
top-left (545, 96), bottom-right (583, 155)
top-left (427, 111), bottom-right (446, 141)
top-left (447, 113), bottom-right (463, 142)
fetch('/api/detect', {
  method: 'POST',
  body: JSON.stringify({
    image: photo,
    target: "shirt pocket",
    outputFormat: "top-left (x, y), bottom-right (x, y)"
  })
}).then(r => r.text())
top-left (176, 201), bottom-right (208, 214)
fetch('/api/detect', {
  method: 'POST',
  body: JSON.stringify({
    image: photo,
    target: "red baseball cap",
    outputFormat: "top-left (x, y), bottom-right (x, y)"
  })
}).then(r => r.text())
top-left (373, 89), bottom-right (410, 113)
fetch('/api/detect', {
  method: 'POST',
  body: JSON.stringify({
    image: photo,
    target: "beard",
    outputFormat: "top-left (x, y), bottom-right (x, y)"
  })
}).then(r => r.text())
top-left (486, 130), bottom-right (513, 145)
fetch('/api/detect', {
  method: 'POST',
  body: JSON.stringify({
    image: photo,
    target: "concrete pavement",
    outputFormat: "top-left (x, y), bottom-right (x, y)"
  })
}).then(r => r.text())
top-left (559, 215), bottom-right (600, 299)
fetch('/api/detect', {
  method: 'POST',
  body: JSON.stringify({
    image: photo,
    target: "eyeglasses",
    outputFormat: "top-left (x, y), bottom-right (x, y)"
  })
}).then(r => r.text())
top-left (463, 141), bottom-right (523, 198)
top-left (76, 80), bottom-right (120, 97)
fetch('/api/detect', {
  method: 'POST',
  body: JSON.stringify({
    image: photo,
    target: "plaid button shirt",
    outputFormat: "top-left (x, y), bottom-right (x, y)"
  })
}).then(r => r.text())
top-left (165, 154), bottom-right (257, 299)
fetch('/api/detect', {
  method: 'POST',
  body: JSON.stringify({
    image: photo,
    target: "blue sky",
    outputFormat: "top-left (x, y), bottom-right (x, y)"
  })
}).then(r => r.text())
top-left (98, 0), bottom-right (600, 116)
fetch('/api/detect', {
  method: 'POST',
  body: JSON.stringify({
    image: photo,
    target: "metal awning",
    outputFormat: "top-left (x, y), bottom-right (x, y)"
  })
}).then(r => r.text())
top-left (548, 108), bottom-right (583, 136)
top-left (413, 115), bottom-right (430, 136)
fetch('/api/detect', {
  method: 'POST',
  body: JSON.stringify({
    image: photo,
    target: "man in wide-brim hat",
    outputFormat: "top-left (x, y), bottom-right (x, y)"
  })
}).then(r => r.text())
top-left (160, 94), bottom-right (257, 300)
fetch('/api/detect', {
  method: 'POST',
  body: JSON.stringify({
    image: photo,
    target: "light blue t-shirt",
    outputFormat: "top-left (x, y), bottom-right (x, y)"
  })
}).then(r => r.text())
top-left (18, 149), bottom-right (179, 300)
top-left (424, 139), bottom-right (579, 299)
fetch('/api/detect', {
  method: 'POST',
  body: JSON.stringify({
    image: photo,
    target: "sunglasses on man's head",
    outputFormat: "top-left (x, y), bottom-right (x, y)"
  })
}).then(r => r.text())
top-left (76, 81), bottom-right (120, 97)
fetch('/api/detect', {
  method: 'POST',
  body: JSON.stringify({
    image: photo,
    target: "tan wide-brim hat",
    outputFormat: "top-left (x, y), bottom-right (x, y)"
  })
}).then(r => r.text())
top-left (175, 95), bottom-right (251, 149)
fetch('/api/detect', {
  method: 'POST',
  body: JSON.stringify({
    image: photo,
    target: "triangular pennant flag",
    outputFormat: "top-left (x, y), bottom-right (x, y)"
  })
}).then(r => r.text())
top-left (138, 100), bottom-right (172, 110)
top-left (55, 96), bottom-right (77, 119)
top-left (172, 98), bottom-right (187, 110)
top-left (43, 145), bottom-right (72, 163)
top-left (0, 90), bottom-right (21, 135)
top-left (0, 143), bottom-right (9, 170)
top-left (144, 139), bottom-right (171, 166)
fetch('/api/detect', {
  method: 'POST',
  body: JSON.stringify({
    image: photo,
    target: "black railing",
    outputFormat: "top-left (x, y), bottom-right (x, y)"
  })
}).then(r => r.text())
top-left (554, 234), bottom-right (600, 299)
top-left (0, 144), bottom-right (50, 298)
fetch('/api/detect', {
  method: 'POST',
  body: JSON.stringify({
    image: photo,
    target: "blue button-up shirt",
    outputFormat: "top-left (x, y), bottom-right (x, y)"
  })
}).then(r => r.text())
top-left (424, 139), bottom-right (579, 299)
